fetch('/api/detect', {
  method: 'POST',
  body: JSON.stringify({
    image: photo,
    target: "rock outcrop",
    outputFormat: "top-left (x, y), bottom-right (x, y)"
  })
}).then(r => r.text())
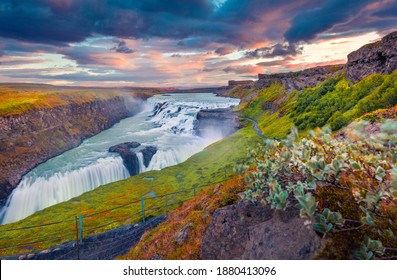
top-left (201, 200), bottom-right (324, 260)
top-left (108, 142), bottom-right (157, 176)
top-left (109, 142), bottom-right (141, 176)
top-left (346, 31), bottom-right (397, 82)
top-left (195, 107), bottom-right (240, 138)
top-left (257, 64), bottom-right (345, 93)
top-left (141, 146), bottom-right (157, 168)
top-left (228, 80), bottom-right (254, 87)
top-left (0, 96), bottom-right (144, 204)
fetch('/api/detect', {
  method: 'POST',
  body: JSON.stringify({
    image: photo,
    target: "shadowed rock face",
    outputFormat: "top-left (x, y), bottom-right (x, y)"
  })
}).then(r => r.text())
top-left (108, 142), bottom-right (157, 176)
top-left (109, 142), bottom-right (141, 176)
top-left (347, 31), bottom-right (397, 83)
top-left (141, 146), bottom-right (157, 168)
top-left (195, 107), bottom-right (240, 138)
top-left (201, 200), bottom-right (324, 260)
top-left (257, 64), bottom-right (345, 93)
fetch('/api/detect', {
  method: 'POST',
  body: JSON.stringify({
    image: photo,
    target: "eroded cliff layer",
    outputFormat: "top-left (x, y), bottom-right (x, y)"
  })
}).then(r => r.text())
top-left (0, 95), bottom-right (144, 203)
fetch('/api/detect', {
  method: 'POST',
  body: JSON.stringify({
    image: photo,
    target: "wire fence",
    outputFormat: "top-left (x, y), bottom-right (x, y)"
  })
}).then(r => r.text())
top-left (0, 184), bottom-right (209, 260)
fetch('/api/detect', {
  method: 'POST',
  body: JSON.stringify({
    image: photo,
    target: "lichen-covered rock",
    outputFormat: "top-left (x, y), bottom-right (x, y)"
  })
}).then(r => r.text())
top-left (346, 31), bottom-right (397, 82)
top-left (201, 200), bottom-right (324, 260)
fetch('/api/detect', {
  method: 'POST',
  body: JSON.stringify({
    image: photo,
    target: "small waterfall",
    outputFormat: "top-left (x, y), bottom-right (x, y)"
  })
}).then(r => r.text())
top-left (0, 157), bottom-right (129, 224)
top-left (136, 152), bottom-right (146, 173)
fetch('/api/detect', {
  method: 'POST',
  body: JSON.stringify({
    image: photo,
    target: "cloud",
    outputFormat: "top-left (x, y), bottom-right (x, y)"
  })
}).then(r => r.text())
top-left (245, 43), bottom-right (303, 58)
top-left (0, 0), bottom-right (393, 49)
top-left (284, 0), bottom-right (375, 43)
top-left (111, 40), bottom-right (134, 54)
top-left (372, 1), bottom-right (397, 18)
top-left (215, 47), bottom-right (234, 56)
top-left (223, 64), bottom-right (263, 74)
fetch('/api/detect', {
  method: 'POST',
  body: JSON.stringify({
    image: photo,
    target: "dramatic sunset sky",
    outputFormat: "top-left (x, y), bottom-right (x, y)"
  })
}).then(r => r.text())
top-left (0, 0), bottom-right (396, 87)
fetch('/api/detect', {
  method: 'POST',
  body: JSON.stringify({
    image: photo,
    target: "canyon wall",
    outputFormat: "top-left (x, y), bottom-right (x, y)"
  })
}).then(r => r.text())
top-left (0, 95), bottom-right (145, 203)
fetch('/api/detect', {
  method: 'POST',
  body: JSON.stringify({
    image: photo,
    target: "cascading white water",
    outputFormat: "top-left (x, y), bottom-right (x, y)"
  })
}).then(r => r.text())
top-left (0, 157), bottom-right (130, 224)
top-left (0, 92), bottom-right (239, 224)
top-left (136, 152), bottom-right (147, 173)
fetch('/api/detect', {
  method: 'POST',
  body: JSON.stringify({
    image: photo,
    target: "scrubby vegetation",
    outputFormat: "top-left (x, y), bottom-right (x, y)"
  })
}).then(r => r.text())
top-left (243, 121), bottom-right (397, 259)
top-left (119, 175), bottom-right (246, 260)
top-left (291, 72), bottom-right (397, 131)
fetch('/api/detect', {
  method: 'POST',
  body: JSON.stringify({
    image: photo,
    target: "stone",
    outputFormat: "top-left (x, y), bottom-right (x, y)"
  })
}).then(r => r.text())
top-left (140, 146), bottom-right (157, 168)
top-left (174, 223), bottom-right (193, 246)
top-left (150, 253), bottom-right (164, 260)
top-left (201, 200), bottom-right (324, 260)
top-left (109, 142), bottom-right (141, 176)
top-left (213, 183), bottom-right (223, 194)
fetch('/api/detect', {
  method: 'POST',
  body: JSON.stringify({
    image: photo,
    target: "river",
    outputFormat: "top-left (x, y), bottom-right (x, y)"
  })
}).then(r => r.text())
top-left (0, 92), bottom-right (239, 225)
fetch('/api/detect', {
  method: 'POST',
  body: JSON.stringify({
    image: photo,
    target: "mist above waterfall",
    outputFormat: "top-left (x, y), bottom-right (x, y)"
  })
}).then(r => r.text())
top-left (0, 93), bottom-right (239, 225)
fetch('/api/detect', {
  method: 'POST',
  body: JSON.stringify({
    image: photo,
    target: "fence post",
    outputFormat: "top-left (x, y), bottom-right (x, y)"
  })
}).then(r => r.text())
top-left (194, 185), bottom-right (197, 196)
top-left (141, 196), bottom-right (145, 223)
top-left (165, 194), bottom-right (168, 215)
top-left (75, 216), bottom-right (80, 260)
top-left (78, 214), bottom-right (83, 244)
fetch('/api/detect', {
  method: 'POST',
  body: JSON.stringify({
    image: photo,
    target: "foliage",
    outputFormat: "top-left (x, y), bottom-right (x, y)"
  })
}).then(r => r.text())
top-left (291, 72), bottom-right (397, 131)
top-left (243, 121), bottom-right (397, 259)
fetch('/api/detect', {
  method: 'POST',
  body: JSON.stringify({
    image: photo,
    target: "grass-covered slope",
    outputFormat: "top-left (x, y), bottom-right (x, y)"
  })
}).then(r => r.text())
top-left (237, 71), bottom-right (397, 138)
top-left (0, 84), bottom-right (160, 116)
top-left (119, 175), bottom-right (246, 260)
top-left (0, 125), bottom-right (261, 256)
top-left (121, 71), bottom-right (397, 260)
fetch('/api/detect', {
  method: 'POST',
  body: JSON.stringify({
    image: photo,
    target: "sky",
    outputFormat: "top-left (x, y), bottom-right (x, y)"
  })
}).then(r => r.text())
top-left (0, 0), bottom-right (396, 88)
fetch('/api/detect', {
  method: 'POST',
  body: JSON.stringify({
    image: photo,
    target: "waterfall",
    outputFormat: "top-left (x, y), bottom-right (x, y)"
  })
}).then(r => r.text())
top-left (136, 152), bottom-right (146, 173)
top-left (0, 92), bottom-right (240, 225)
top-left (0, 157), bottom-right (129, 224)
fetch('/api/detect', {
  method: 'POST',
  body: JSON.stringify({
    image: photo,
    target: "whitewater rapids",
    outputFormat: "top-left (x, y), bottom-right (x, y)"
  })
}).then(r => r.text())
top-left (0, 92), bottom-right (239, 225)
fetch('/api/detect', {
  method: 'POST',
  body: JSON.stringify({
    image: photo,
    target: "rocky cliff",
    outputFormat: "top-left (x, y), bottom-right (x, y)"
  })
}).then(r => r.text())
top-left (257, 64), bottom-right (345, 92)
top-left (0, 95), bottom-right (145, 204)
top-left (195, 107), bottom-right (240, 138)
top-left (221, 31), bottom-right (397, 97)
top-left (346, 31), bottom-right (397, 82)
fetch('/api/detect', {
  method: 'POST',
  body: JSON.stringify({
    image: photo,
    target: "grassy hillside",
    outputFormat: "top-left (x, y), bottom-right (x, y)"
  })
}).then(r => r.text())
top-left (119, 71), bottom-right (397, 260)
top-left (0, 125), bottom-right (261, 256)
top-left (0, 84), bottom-right (160, 116)
top-left (237, 71), bottom-right (397, 138)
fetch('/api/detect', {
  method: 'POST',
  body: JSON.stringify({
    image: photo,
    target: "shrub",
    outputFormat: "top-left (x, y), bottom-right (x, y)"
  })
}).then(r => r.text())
top-left (243, 121), bottom-right (397, 259)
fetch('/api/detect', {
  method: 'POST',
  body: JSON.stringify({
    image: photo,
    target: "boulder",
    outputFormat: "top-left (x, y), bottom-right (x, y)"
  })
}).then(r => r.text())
top-left (140, 146), bottom-right (157, 168)
top-left (201, 200), bottom-right (324, 260)
top-left (109, 142), bottom-right (141, 176)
